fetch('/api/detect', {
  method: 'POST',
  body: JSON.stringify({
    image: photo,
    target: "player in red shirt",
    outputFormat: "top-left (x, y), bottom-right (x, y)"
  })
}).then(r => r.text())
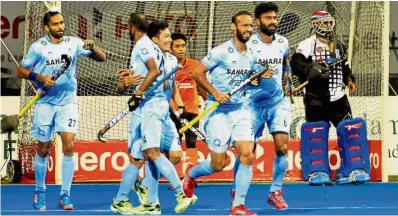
top-left (170, 32), bottom-right (208, 168)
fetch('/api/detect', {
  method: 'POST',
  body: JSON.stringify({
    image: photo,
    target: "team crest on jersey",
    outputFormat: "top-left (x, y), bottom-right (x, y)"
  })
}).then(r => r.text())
top-left (64, 38), bottom-right (70, 42)
top-left (141, 48), bottom-right (149, 55)
top-left (278, 38), bottom-right (284, 43)
top-left (41, 41), bottom-right (47, 46)
top-left (253, 40), bottom-right (258, 44)
top-left (228, 47), bottom-right (234, 53)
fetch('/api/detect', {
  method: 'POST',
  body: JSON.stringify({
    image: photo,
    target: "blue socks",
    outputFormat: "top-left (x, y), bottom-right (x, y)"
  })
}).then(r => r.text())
top-left (60, 155), bottom-right (75, 196)
top-left (34, 153), bottom-right (48, 191)
top-left (116, 163), bottom-right (140, 202)
top-left (143, 161), bottom-right (160, 203)
top-left (270, 155), bottom-right (288, 192)
top-left (189, 159), bottom-right (214, 179)
top-left (232, 156), bottom-right (240, 190)
top-left (154, 154), bottom-right (182, 193)
top-left (232, 163), bottom-right (252, 207)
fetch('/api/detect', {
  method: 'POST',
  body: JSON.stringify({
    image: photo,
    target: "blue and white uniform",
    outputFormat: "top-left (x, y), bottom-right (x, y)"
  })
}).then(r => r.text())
top-left (20, 34), bottom-right (92, 142)
top-left (202, 39), bottom-right (258, 153)
top-left (246, 33), bottom-right (291, 138)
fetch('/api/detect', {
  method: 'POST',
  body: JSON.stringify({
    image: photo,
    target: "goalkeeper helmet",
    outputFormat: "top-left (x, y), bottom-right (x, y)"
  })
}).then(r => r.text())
top-left (311, 11), bottom-right (335, 37)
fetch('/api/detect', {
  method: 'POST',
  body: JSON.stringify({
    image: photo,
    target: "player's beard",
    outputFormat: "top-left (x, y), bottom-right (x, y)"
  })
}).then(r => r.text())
top-left (49, 28), bottom-right (64, 39)
top-left (236, 29), bottom-right (251, 43)
top-left (129, 29), bottom-right (135, 42)
top-left (260, 22), bottom-right (277, 36)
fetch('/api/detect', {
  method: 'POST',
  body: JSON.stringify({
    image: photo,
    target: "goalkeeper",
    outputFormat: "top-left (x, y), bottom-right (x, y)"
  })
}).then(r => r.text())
top-left (290, 11), bottom-right (370, 186)
top-left (16, 8), bottom-right (105, 211)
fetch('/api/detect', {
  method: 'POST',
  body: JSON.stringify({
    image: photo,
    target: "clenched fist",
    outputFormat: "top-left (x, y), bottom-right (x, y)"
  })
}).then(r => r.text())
top-left (83, 40), bottom-right (95, 51)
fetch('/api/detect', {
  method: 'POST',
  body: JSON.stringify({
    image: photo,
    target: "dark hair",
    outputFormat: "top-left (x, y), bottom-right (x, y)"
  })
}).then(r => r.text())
top-left (43, 11), bottom-right (62, 26)
top-left (171, 32), bottom-right (187, 43)
top-left (232, 11), bottom-right (252, 25)
top-left (129, 12), bottom-right (149, 32)
top-left (255, 2), bottom-right (279, 18)
top-left (147, 20), bottom-right (169, 39)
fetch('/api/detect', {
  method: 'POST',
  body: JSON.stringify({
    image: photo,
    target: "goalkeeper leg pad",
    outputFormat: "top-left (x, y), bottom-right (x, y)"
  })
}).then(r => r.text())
top-left (336, 118), bottom-right (370, 185)
top-left (300, 121), bottom-right (331, 185)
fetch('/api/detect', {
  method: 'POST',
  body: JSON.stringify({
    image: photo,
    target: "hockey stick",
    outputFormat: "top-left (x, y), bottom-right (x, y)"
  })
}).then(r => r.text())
top-left (287, 74), bottom-right (295, 104)
top-left (180, 119), bottom-right (206, 140)
top-left (19, 54), bottom-right (72, 118)
top-left (179, 64), bottom-right (270, 134)
top-left (97, 64), bottom-right (182, 143)
top-left (294, 55), bottom-right (348, 92)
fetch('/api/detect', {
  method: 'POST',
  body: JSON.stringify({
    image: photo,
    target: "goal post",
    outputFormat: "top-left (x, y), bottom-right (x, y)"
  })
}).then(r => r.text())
top-left (18, 1), bottom-right (389, 183)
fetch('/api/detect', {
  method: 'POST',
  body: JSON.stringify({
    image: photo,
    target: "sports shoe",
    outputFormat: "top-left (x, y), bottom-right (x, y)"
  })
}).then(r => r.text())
top-left (309, 172), bottom-right (332, 186)
top-left (267, 191), bottom-right (288, 210)
top-left (130, 202), bottom-right (161, 215)
top-left (33, 189), bottom-right (46, 211)
top-left (59, 193), bottom-right (74, 210)
top-left (174, 192), bottom-right (198, 213)
top-left (230, 204), bottom-right (257, 215)
top-left (110, 198), bottom-right (134, 214)
top-left (336, 169), bottom-right (370, 185)
top-left (132, 178), bottom-right (149, 204)
top-left (182, 164), bottom-right (197, 198)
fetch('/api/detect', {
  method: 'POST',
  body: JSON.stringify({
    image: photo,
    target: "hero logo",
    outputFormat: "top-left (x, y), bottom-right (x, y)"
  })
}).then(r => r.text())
top-left (287, 150), bottom-right (380, 170)
top-left (74, 151), bottom-right (129, 171)
top-left (304, 126), bottom-right (324, 133)
top-left (344, 123), bottom-right (362, 131)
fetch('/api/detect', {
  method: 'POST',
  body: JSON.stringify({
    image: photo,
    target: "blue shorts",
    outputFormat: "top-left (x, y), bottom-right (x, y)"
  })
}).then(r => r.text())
top-left (31, 103), bottom-right (78, 142)
top-left (128, 101), bottom-right (181, 159)
top-left (249, 98), bottom-right (291, 140)
top-left (204, 102), bottom-right (254, 153)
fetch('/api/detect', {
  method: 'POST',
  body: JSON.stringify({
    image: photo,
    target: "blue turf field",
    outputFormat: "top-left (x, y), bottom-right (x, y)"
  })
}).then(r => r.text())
top-left (2, 183), bottom-right (398, 215)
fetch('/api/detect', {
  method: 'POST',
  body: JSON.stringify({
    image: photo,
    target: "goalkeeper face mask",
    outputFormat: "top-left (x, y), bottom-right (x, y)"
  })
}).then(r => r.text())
top-left (311, 11), bottom-right (335, 38)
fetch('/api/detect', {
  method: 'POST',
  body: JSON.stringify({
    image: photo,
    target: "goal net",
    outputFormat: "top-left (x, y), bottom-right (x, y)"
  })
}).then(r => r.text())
top-left (18, 1), bottom-right (388, 179)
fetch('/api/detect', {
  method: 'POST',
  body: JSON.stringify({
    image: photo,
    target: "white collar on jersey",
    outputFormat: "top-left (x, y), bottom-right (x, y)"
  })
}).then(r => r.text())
top-left (256, 32), bottom-right (279, 44)
top-left (230, 38), bottom-right (248, 53)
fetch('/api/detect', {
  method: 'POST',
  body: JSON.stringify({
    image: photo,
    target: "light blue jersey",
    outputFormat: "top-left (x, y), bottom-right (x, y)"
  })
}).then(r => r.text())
top-left (20, 34), bottom-right (92, 105)
top-left (247, 33), bottom-right (288, 107)
top-left (202, 39), bottom-right (258, 111)
top-left (130, 35), bottom-right (166, 103)
top-left (163, 52), bottom-right (179, 102)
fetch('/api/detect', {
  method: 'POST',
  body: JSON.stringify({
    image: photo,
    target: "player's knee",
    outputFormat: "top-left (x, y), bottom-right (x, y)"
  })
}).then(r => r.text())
top-left (129, 156), bottom-right (144, 168)
top-left (168, 151), bottom-right (182, 165)
top-left (144, 148), bottom-right (161, 161)
top-left (37, 142), bottom-right (51, 157)
top-left (210, 160), bottom-right (226, 172)
top-left (239, 151), bottom-right (254, 165)
top-left (62, 142), bottom-right (74, 157)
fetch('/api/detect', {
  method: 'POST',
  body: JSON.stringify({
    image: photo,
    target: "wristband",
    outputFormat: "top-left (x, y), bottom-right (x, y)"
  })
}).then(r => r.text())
top-left (28, 72), bottom-right (38, 81)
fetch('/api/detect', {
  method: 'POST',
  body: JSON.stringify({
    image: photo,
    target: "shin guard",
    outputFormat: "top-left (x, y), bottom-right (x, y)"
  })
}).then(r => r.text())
top-left (336, 117), bottom-right (370, 178)
top-left (301, 121), bottom-right (330, 181)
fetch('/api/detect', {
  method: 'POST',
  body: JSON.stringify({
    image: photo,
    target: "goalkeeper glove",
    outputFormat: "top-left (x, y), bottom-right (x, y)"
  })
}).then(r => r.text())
top-left (307, 62), bottom-right (327, 81)
top-left (128, 93), bottom-right (144, 112)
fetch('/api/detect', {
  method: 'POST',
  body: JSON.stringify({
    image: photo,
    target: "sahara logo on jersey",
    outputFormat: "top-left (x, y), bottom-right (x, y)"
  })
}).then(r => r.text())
top-left (226, 68), bottom-right (250, 75)
top-left (45, 57), bottom-right (69, 66)
top-left (257, 58), bottom-right (282, 65)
